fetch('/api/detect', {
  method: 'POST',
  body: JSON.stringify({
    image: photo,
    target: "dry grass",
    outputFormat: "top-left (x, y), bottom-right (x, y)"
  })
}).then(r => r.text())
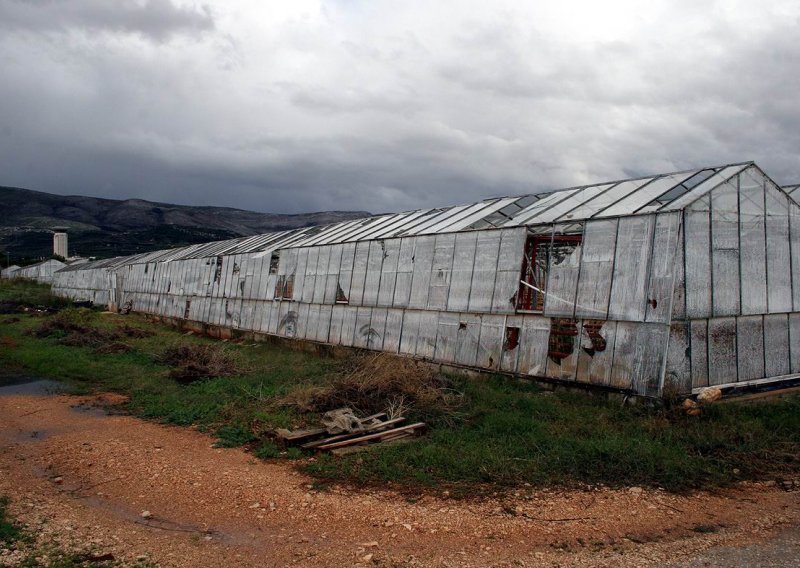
top-left (158, 344), bottom-right (243, 383)
top-left (31, 308), bottom-right (153, 354)
top-left (280, 353), bottom-right (465, 425)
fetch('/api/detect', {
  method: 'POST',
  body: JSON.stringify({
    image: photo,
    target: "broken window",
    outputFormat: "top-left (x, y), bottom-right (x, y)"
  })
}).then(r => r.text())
top-left (504, 326), bottom-right (520, 351)
top-left (269, 251), bottom-right (280, 275)
top-left (516, 234), bottom-right (582, 312)
top-left (274, 273), bottom-right (294, 300)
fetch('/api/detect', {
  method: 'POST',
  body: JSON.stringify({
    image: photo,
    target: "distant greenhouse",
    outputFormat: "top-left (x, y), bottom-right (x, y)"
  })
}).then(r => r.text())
top-left (51, 161), bottom-right (800, 398)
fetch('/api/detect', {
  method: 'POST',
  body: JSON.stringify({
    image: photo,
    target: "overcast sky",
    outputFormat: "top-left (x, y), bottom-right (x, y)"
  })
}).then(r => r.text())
top-left (1, 0), bottom-right (799, 215)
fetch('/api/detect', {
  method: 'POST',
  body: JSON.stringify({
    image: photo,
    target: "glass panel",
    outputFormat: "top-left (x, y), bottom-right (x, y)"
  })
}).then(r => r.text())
top-left (558, 178), bottom-right (652, 220)
top-left (597, 173), bottom-right (695, 217)
top-left (505, 188), bottom-right (583, 226)
top-left (527, 183), bottom-right (614, 224)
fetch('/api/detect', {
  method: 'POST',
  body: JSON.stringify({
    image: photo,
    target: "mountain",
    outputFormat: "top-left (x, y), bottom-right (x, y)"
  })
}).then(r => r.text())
top-left (0, 186), bottom-right (370, 263)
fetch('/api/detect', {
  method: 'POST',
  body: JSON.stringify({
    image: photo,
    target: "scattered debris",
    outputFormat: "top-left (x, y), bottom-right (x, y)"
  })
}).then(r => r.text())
top-left (158, 344), bottom-right (242, 383)
top-left (682, 398), bottom-right (702, 416)
top-left (275, 408), bottom-right (426, 454)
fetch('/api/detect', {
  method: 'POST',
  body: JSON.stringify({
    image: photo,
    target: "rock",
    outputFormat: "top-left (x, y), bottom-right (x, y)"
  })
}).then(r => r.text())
top-left (628, 487), bottom-right (643, 495)
top-left (361, 554), bottom-right (374, 562)
top-left (140, 510), bottom-right (152, 519)
top-left (53, 476), bottom-right (63, 484)
top-left (361, 541), bottom-right (378, 548)
top-left (697, 387), bottom-right (723, 404)
top-left (682, 398), bottom-right (698, 410)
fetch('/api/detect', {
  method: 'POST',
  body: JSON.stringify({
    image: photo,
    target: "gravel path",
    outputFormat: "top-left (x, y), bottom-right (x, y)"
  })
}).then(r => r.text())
top-left (1, 392), bottom-right (798, 567)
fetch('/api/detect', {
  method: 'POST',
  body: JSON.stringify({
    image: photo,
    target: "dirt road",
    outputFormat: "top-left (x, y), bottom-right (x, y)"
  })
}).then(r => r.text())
top-left (1, 387), bottom-right (798, 567)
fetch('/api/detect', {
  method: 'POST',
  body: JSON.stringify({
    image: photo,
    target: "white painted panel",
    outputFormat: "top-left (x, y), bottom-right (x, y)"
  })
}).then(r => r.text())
top-left (645, 212), bottom-right (681, 323)
top-left (708, 317), bottom-right (737, 386)
top-left (447, 232), bottom-right (477, 311)
top-left (543, 233), bottom-right (583, 317)
top-left (392, 238), bottom-right (415, 308)
top-left (664, 322), bottom-right (691, 395)
top-left (383, 309), bottom-right (403, 353)
top-left (295, 303), bottom-right (311, 339)
top-left (376, 239), bottom-right (400, 307)
top-left (415, 312), bottom-right (439, 359)
top-left (434, 312), bottom-right (460, 364)
top-left (339, 306), bottom-right (358, 347)
top-left (790, 313), bottom-right (800, 374)
top-left (337, 243), bottom-right (356, 303)
top-left (368, 307), bottom-right (387, 350)
top-left (609, 321), bottom-right (636, 390)
top-left (631, 323), bottom-right (669, 397)
top-left (574, 219), bottom-right (617, 319)
top-left (765, 183), bottom-right (792, 313)
top-left (361, 241), bottom-right (385, 307)
top-left (791, 204), bottom-right (800, 311)
top-left (740, 170), bottom-right (768, 314)
top-left (476, 315), bottom-right (504, 370)
top-left (324, 244), bottom-right (343, 304)
top-left (328, 305), bottom-right (345, 345)
top-left (684, 196), bottom-right (712, 318)
top-left (408, 236), bottom-right (436, 309)
top-left (690, 320), bottom-right (708, 389)
top-left (454, 314), bottom-right (481, 367)
top-left (500, 315), bottom-right (522, 373)
top-left (399, 310), bottom-right (421, 355)
top-left (764, 313), bottom-right (790, 378)
top-left (313, 247), bottom-right (331, 304)
top-left (517, 315), bottom-right (550, 377)
top-left (354, 307), bottom-right (373, 348)
top-left (608, 215), bottom-right (654, 321)
top-left (299, 248), bottom-right (316, 304)
top-left (575, 319), bottom-right (617, 386)
top-left (737, 315), bottom-right (765, 382)
top-left (427, 234), bottom-right (455, 310)
top-left (468, 232), bottom-right (502, 312)
top-left (491, 229), bottom-right (526, 314)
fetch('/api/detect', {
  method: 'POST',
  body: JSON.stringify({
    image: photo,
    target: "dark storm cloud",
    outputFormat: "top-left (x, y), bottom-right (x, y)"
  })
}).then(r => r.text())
top-left (0, 1), bottom-right (799, 215)
top-left (0, 0), bottom-right (213, 41)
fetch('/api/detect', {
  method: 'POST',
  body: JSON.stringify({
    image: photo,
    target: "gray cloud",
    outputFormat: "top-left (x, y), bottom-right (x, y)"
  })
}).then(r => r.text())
top-left (0, 1), bottom-right (799, 215)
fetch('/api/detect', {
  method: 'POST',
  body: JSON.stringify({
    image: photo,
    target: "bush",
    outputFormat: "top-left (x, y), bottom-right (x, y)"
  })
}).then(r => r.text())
top-left (158, 344), bottom-right (242, 383)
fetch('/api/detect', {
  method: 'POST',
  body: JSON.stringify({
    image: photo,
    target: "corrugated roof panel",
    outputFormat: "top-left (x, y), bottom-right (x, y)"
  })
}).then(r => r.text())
top-left (503, 188), bottom-right (583, 226)
top-left (342, 214), bottom-right (401, 242)
top-left (595, 172), bottom-right (698, 218)
top-left (369, 209), bottom-right (434, 239)
top-left (440, 197), bottom-right (520, 232)
top-left (424, 200), bottom-right (503, 233)
top-left (393, 206), bottom-right (463, 236)
top-left (525, 183), bottom-right (615, 224)
top-left (556, 177), bottom-right (655, 221)
top-left (658, 164), bottom-right (750, 212)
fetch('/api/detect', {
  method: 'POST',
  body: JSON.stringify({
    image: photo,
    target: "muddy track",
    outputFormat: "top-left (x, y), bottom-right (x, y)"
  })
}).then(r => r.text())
top-left (0, 389), bottom-right (798, 567)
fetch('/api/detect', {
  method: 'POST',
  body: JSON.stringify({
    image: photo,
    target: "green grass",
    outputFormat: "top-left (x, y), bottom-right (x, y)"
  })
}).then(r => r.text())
top-left (1, 279), bottom-right (799, 493)
top-left (0, 496), bottom-right (25, 545)
top-left (0, 278), bottom-right (70, 310)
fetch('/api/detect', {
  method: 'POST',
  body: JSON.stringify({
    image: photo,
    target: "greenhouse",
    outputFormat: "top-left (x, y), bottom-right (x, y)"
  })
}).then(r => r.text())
top-left (51, 161), bottom-right (800, 398)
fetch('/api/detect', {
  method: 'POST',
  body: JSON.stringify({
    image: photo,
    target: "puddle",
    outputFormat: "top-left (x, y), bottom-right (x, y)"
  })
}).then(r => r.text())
top-left (0, 375), bottom-right (66, 396)
top-left (70, 403), bottom-right (109, 417)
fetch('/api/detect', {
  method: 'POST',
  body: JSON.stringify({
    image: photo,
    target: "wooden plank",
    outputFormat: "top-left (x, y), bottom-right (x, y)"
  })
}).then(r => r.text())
top-left (468, 232), bottom-right (502, 312)
top-left (739, 170), bottom-right (768, 314)
top-left (301, 417), bottom-right (407, 449)
top-left (376, 239), bottom-right (400, 307)
top-left (447, 232), bottom-right (478, 311)
top-left (608, 215), bottom-right (655, 321)
top-left (663, 321), bottom-right (691, 396)
top-left (574, 219), bottom-right (617, 319)
top-left (427, 234), bottom-right (455, 310)
top-left (517, 315), bottom-right (550, 377)
top-left (408, 236), bottom-right (436, 309)
top-left (646, 212), bottom-right (681, 323)
top-left (763, 313), bottom-right (790, 378)
top-left (737, 315), bottom-right (765, 382)
top-left (765, 183), bottom-right (792, 313)
top-left (708, 317), bottom-right (737, 386)
top-left (293, 248), bottom-right (309, 303)
top-left (316, 423), bottom-right (426, 450)
top-left (328, 305), bottom-right (346, 344)
top-left (690, 319), bottom-right (709, 389)
top-left (684, 197), bottom-right (712, 318)
top-left (575, 319), bottom-right (617, 387)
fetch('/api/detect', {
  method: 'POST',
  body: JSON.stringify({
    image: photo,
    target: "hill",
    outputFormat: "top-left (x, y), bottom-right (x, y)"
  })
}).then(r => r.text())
top-left (0, 186), bottom-right (369, 263)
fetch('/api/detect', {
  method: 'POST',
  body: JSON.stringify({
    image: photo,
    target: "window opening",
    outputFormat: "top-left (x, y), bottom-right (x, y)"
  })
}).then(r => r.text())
top-left (274, 273), bottom-right (294, 300)
top-left (269, 252), bottom-right (280, 274)
top-left (504, 326), bottom-right (520, 351)
top-left (516, 234), bottom-right (582, 312)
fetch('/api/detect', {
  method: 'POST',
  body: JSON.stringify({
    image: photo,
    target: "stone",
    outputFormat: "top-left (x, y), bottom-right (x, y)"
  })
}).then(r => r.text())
top-left (140, 510), bottom-right (152, 519)
top-left (697, 387), bottom-right (723, 404)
